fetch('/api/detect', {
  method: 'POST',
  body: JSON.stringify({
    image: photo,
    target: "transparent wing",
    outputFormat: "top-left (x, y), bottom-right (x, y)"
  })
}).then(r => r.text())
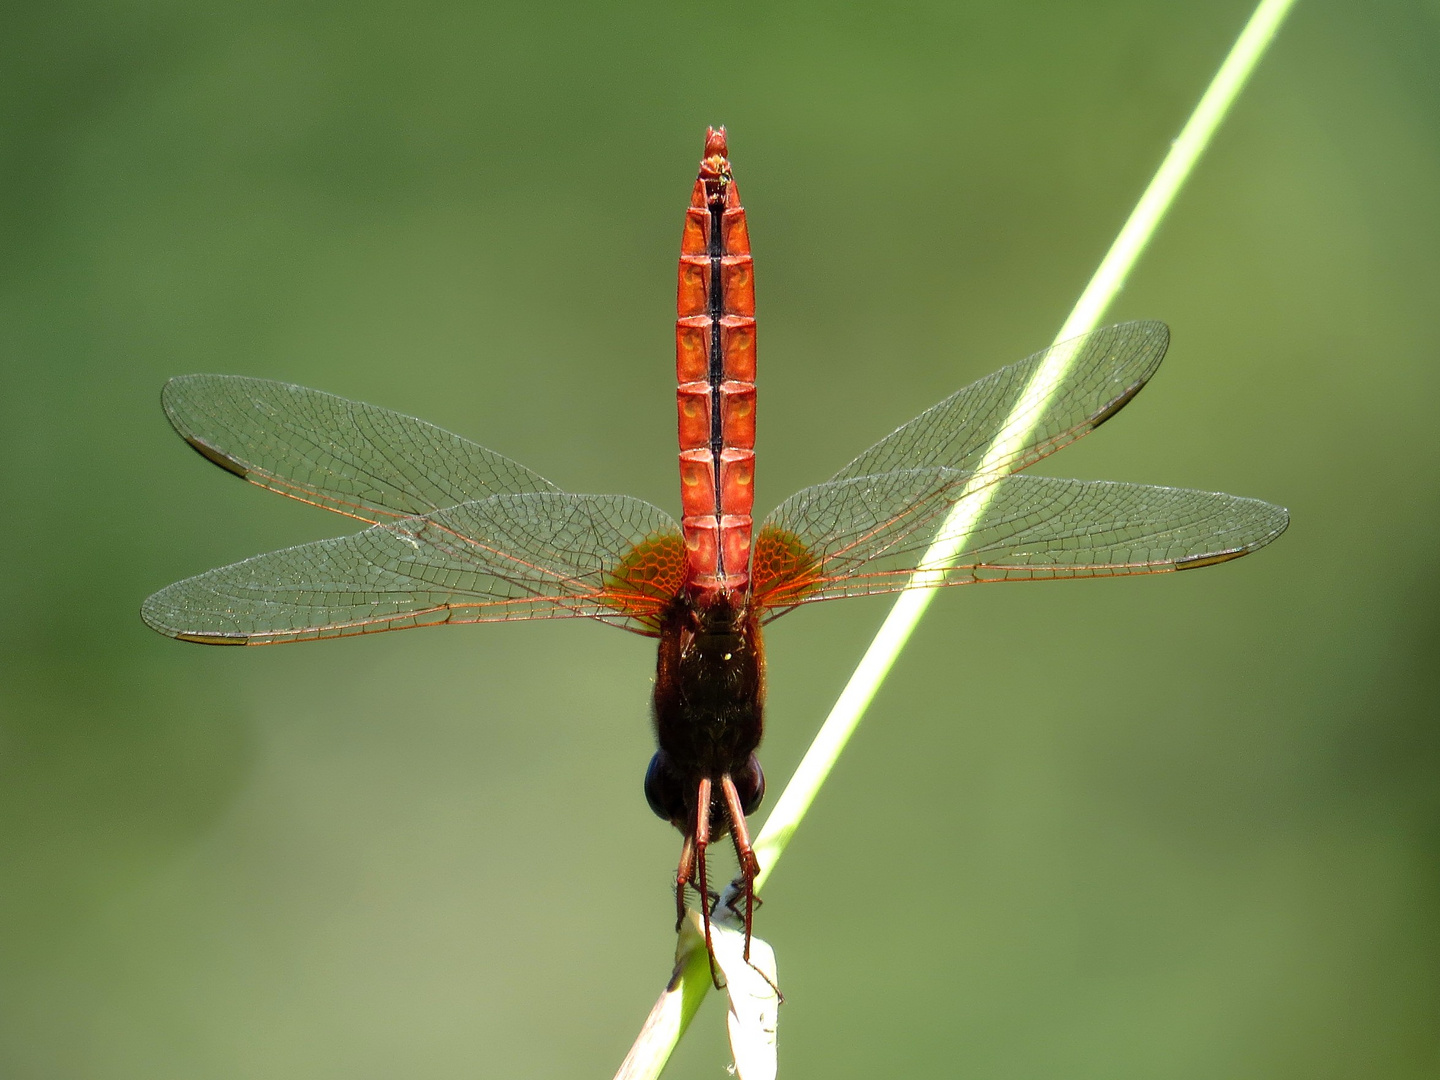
top-left (752, 472), bottom-right (1289, 611)
top-left (162, 375), bottom-right (559, 522)
top-left (829, 321), bottom-right (1169, 485)
top-left (142, 493), bottom-right (685, 644)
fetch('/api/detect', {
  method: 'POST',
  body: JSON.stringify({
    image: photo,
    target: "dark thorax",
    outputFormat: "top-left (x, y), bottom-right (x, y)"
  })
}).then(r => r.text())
top-left (646, 592), bottom-right (766, 830)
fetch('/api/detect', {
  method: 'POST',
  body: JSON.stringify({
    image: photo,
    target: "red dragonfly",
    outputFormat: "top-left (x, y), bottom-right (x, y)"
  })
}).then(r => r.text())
top-left (144, 127), bottom-right (1287, 964)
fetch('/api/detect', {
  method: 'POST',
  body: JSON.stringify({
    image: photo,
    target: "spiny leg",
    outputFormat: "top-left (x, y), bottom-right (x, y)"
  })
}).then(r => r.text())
top-left (721, 774), bottom-right (783, 1001)
top-left (693, 777), bottom-right (720, 988)
top-left (674, 833), bottom-right (695, 933)
top-left (720, 774), bottom-right (760, 960)
top-left (723, 885), bottom-right (763, 922)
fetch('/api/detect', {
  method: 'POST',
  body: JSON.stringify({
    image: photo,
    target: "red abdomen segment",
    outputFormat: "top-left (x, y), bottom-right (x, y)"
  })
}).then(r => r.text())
top-left (676, 127), bottom-right (756, 597)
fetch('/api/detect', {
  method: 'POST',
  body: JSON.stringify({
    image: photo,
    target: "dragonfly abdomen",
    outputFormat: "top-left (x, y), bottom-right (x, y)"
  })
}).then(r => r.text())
top-left (676, 126), bottom-right (756, 597)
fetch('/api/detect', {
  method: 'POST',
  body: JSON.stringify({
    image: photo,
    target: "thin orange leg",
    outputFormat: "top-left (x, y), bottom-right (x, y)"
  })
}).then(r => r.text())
top-left (721, 774), bottom-right (782, 1001)
top-left (720, 774), bottom-right (760, 960)
top-left (692, 777), bottom-right (720, 987)
top-left (674, 832), bottom-right (695, 933)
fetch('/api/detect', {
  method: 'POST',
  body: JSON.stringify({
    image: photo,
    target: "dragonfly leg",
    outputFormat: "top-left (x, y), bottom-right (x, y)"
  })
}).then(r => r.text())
top-left (720, 774), bottom-right (760, 959)
top-left (721, 774), bottom-right (781, 1000)
top-left (674, 833), bottom-right (695, 933)
top-left (693, 777), bottom-right (721, 988)
top-left (724, 885), bottom-right (764, 921)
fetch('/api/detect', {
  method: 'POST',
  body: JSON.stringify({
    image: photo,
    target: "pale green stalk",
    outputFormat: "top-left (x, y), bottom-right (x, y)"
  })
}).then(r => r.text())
top-left (753, 0), bottom-right (1297, 884)
top-left (615, 0), bottom-right (1299, 1074)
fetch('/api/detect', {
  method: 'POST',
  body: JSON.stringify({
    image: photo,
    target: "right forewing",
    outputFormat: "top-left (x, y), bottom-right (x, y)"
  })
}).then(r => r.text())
top-left (829, 321), bottom-right (1170, 486)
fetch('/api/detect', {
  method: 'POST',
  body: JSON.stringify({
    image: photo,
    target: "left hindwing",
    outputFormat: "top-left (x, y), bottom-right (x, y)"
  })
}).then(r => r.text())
top-left (143, 492), bottom-right (684, 644)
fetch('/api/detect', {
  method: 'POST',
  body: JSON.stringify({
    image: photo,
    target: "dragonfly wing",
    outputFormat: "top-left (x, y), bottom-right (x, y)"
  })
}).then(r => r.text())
top-left (753, 472), bottom-right (1289, 610)
top-left (142, 492), bottom-right (685, 643)
top-left (830, 321), bottom-right (1169, 485)
top-left (162, 375), bottom-right (559, 522)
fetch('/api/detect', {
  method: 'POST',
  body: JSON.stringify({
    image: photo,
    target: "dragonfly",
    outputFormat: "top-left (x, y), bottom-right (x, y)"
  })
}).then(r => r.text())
top-left (144, 127), bottom-right (1288, 969)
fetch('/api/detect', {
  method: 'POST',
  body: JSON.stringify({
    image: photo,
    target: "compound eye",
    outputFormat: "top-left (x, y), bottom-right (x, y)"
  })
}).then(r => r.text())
top-left (644, 751), bottom-right (687, 826)
top-left (734, 754), bottom-right (766, 816)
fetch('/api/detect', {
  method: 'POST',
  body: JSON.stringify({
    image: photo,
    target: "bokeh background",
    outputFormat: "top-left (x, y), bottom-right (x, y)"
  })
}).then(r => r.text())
top-left (3, 1), bottom-right (1438, 1076)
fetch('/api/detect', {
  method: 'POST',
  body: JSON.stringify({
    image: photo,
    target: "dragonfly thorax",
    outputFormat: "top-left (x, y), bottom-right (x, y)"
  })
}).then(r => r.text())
top-left (646, 594), bottom-right (767, 829)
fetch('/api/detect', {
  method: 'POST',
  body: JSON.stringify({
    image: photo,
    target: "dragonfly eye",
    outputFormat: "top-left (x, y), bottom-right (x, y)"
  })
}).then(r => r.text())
top-left (644, 751), bottom-right (686, 825)
top-left (734, 754), bottom-right (766, 816)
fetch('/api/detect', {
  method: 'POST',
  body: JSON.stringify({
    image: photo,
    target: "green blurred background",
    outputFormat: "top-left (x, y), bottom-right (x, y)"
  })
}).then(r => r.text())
top-left (3, 1), bottom-right (1437, 1076)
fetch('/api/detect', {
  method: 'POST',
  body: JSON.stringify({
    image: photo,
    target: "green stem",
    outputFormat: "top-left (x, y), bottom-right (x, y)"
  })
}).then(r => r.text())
top-left (613, 945), bottom-right (712, 1080)
top-left (615, 0), bottom-right (1299, 1074)
top-left (755, 0), bottom-right (1299, 886)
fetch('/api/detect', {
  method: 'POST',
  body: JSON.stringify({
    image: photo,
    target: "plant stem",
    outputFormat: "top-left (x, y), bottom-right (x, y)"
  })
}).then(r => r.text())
top-left (615, 0), bottom-right (1299, 1074)
top-left (754, 0), bottom-right (1299, 888)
